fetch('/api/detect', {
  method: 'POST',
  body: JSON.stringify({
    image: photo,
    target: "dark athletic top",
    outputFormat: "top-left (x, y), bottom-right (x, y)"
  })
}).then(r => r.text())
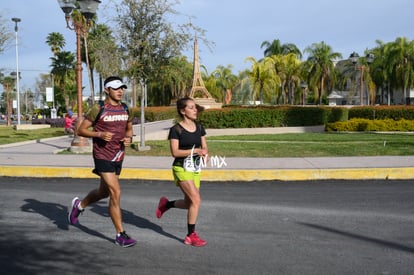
top-left (168, 122), bottom-right (206, 166)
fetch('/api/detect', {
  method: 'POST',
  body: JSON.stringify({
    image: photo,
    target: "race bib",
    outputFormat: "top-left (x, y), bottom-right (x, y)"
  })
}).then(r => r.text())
top-left (183, 145), bottom-right (201, 172)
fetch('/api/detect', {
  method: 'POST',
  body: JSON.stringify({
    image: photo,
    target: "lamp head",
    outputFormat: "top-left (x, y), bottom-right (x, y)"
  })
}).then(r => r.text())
top-left (349, 51), bottom-right (359, 65)
top-left (57, 0), bottom-right (76, 16)
top-left (301, 81), bottom-right (307, 89)
top-left (11, 18), bottom-right (21, 32)
top-left (78, 0), bottom-right (101, 21)
top-left (366, 53), bottom-right (374, 64)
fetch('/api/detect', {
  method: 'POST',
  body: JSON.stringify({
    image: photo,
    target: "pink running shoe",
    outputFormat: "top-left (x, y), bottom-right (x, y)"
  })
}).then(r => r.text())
top-left (184, 232), bottom-right (207, 247)
top-left (156, 196), bottom-right (169, 219)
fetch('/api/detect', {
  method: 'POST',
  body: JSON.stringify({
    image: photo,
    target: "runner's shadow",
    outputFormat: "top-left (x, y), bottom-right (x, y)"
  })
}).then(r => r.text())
top-left (89, 202), bottom-right (182, 243)
top-left (67, 201), bottom-right (114, 243)
top-left (75, 223), bottom-right (113, 243)
top-left (20, 199), bottom-right (114, 243)
top-left (21, 199), bottom-right (68, 230)
top-left (298, 222), bottom-right (414, 254)
top-left (36, 140), bottom-right (69, 150)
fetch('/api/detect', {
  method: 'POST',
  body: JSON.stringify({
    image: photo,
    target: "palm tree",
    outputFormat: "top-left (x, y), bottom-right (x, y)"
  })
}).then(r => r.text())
top-left (234, 69), bottom-right (253, 104)
top-left (303, 41), bottom-right (342, 104)
top-left (261, 39), bottom-right (302, 59)
top-left (67, 8), bottom-right (97, 105)
top-left (88, 24), bottom-right (119, 76)
top-left (212, 65), bottom-right (238, 104)
top-left (46, 32), bottom-right (65, 57)
top-left (371, 40), bottom-right (392, 105)
top-left (270, 55), bottom-right (286, 103)
top-left (88, 24), bottom-right (121, 99)
top-left (245, 56), bottom-right (280, 104)
top-left (388, 37), bottom-right (414, 104)
top-left (50, 51), bottom-right (76, 110)
top-left (0, 75), bottom-right (15, 126)
top-left (157, 55), bottom-right (193, 102)
top-left (203, 67), bottom-right (221, 101)
top-left (271, 53), bottom-right (302, 104)
top-left (283, 54), bottom-right (302, 104)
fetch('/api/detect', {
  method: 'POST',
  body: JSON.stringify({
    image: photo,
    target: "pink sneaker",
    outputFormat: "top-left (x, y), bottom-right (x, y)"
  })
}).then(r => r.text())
top-left (184, 232), bottom-right (207, 247)
top-left (156, 196), bottom-right (169, 219)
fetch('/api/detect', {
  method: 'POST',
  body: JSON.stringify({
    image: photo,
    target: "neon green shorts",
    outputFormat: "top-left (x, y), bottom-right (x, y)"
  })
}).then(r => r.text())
top-left (172, 166), bottom-right (201, 189)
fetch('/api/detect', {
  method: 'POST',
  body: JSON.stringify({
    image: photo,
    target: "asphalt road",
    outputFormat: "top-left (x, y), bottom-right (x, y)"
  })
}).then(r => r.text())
top-left (1, 177), bottom-right (413, 275)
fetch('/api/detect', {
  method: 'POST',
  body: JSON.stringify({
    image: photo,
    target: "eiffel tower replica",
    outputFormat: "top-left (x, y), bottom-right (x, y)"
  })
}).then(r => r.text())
top-left (189, 35), bottom-right (222, 109)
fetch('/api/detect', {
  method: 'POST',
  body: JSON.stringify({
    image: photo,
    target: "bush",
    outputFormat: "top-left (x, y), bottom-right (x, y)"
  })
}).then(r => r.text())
top-left (198, 107), bottom-right (285, 128)
top-left (32, 118), bottom-right (65, 128)
top-left (198, 106), bottom-right (348, 128)
top-left (130, 106), bottom-right (176, 122)
top-left (326, 118), bottom-right (414, 132)
top-left (349, 106), bottom-right (414, 120)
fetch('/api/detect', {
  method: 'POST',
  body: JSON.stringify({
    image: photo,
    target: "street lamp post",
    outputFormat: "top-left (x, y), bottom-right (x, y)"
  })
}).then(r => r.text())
top-left (11, 17), bottom-right (21, 125)
top-left (56, 0), bottom-right (101, 152)
top-left (301, 81), bottom-right (307, 106)
top-left (349, 52), bottom-right (374, 106)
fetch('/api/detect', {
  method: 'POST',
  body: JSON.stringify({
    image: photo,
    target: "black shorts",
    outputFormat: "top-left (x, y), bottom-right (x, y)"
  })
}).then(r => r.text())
top-left (93, 158), bottom-right (123, 176)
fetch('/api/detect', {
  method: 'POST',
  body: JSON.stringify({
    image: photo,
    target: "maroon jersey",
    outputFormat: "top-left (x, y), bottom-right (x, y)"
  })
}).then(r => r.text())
top-left (85, 102), bottom-right (132, 161)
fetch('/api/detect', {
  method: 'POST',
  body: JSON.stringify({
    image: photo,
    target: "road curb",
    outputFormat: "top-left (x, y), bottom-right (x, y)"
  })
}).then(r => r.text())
top-left (1, 166), bottom-right (414, 181)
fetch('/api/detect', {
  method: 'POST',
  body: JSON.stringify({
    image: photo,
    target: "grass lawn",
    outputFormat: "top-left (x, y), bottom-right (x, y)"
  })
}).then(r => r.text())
top-left (2, 125), bottom-right (414, 157)
top-left (131, 132), bottom-right (414, 157)
top-left (0, 126), bottom-right (66, 145)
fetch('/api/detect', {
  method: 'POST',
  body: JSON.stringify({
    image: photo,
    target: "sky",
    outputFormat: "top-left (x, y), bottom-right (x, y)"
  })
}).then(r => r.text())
top-left (1, 0), bottom-right (414, 94)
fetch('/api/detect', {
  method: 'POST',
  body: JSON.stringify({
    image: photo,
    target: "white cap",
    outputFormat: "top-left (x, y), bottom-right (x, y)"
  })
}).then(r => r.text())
top-left (104, 79), bottom-right (127, 89)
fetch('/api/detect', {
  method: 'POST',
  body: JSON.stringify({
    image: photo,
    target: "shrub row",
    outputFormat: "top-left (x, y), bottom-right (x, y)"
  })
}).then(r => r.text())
top-left (197, 106), bottom-right (348, 128)
top-left (30, 105), bottom-right (414, 131)
top-left (32, 118), bottom-right (65, 127)
top-left (140, 106), bottom-right (176, 122)
top-left (31, 116), bottom-right (140, 128)
top-left (326, 118), bottom-right (414, 132)
top-left (134, 105), bottom-right (414, 129)
top-left (348, 106), bottom-right (414, 120)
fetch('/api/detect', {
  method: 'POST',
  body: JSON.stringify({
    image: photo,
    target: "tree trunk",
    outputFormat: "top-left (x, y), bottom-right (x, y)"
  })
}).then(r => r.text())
top-left (6, 89), bottom-right (11, 126)
top-left (83, 35), bottom-right (95, 105)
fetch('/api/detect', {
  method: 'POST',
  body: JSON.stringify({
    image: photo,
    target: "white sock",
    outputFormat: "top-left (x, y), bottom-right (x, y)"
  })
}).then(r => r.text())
top-left (77, 203), bottom-right (84, 211)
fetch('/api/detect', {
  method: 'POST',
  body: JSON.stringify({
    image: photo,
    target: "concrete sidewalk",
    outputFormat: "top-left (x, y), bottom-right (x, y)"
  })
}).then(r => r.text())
top-left (1, 121), bottom-right (414, 181)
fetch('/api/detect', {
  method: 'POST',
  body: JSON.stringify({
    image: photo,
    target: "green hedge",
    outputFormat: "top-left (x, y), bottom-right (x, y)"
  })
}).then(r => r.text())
top-left (130, 105), bottom-right (350, 128)
top-left (197, 106), bottom-right (349, 128)
top-left (131, 105), bottom-right (414, 131)
top-left (131, 106), bottom-right (176, 122)
top-left (326, 118), bottom-right (414, 132)
top-left (349, 106), bottom-right (414, 120)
